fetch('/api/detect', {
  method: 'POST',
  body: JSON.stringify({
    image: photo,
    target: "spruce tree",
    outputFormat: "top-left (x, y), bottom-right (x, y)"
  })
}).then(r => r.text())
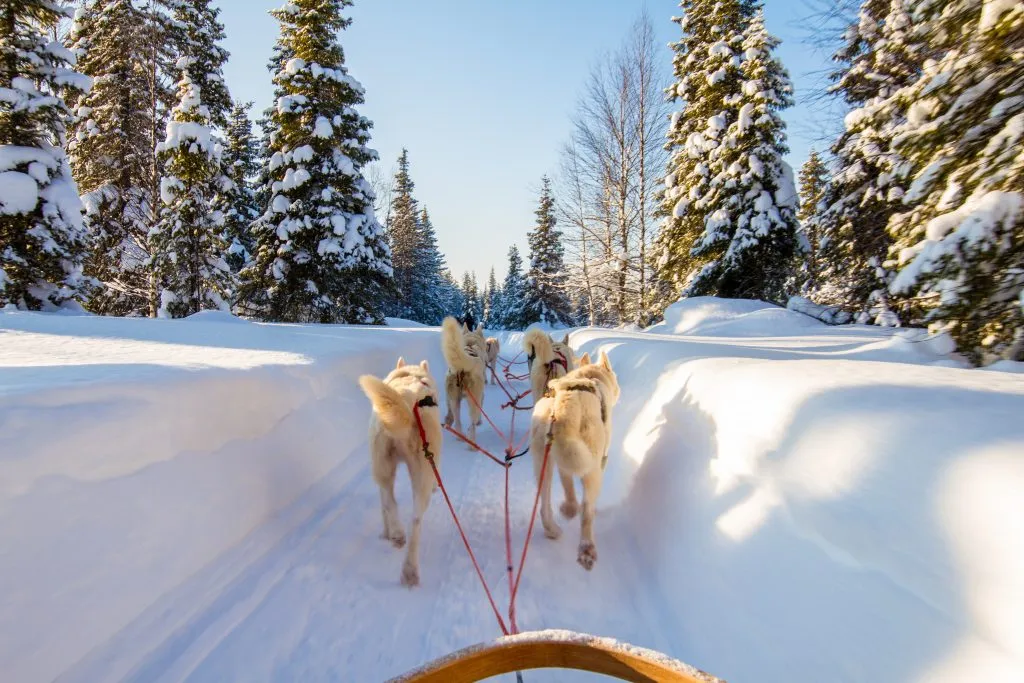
top-left (67, 0), bottom-right (172, 315)
top-left (149, 0), bottom-right (234, 318)
top-left (570, 288), bottom-right (591, 327)
top-left (251, 110), bottom-right (274, 223)
top-left (812, 0), bottom-right (921, 323)
top-left (887, 1), bottom-right (1024, 363)
top-left (495, 244), bottom-right (527, 329)
top-left (222, 101), bottom-right (260, 272)
top-left (483, 266), bottom-right (499, 328)
top-left (68, 0), bottom-right (156, 315)
top-left (460, 271), bottom-right (480, 325)
top-left (439, 267), bottom-right (464, 319)
top-left (412, 206), bottom-right (446, 324)
top-left (796, 149), bottom-right (829, 291)
top-left (657, 1), bottom-right (798, 304)
top-left (523, 177), bottom-right (572, 325)
top-left (240, 0), bottom-right (391, 324)
top-left (386, 148), bottom-right (418, 318)
top-left (0, 0), bottom-right (93, 310)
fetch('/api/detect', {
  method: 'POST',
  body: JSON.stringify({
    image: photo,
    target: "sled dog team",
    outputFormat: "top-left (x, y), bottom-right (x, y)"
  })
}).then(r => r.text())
top-left (358, 316), bottom-right (620, 587)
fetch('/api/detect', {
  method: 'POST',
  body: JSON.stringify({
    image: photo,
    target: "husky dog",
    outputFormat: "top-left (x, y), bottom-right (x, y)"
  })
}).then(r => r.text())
top-left (523, 329), bottom-right (575, 402)
top-left (441, 316), bottom-right (487, 443)
top-left (358, 358), bottom-right (442, 587)
top-left (484, 337), bottom-right (500, 384)
top-left (529, 350), bottom-right (620, 570)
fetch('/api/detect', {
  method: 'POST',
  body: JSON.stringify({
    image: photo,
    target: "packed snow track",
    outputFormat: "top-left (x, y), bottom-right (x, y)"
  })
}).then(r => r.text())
top-left (2, 300), bottom-right (1023, 682)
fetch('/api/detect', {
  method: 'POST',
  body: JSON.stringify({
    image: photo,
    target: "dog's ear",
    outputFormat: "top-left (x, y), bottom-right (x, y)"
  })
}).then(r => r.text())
top-left (462, 322), bottom-right (469, 332)
top-left (562, 333), bottom-right (570, 345)
top-left (396, 357), bottom-right (406, 368)
top-left (599, 350), bottom-right (611, 370)
top-left (476, 323), bottom-right (483, 335)
top-left (420, 360), bottom-right (429, 371)
top-left (579, 352), bottom-right (591, 366)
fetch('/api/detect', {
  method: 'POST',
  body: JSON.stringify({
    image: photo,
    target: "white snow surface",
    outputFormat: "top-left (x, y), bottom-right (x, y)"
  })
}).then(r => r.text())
top-left (1, 298), bottom-right (1023, 682)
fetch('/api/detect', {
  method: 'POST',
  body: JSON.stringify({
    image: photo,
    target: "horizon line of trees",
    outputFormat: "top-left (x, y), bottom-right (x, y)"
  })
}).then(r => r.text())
top-left (3, 0), bottom-right (1020, 364)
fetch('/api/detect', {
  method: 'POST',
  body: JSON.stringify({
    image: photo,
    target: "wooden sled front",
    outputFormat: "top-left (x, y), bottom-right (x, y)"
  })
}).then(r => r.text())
top-left (388, 630), bottom-right (725, 682)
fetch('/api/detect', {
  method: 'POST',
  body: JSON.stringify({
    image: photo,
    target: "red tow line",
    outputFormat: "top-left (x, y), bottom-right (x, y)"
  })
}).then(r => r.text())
top-left (412, 372), bottom-right (553, 638)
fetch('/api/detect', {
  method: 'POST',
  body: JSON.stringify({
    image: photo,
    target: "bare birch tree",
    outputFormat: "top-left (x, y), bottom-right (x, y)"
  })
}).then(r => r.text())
top-left (556, 10), bottom-right (669, 326)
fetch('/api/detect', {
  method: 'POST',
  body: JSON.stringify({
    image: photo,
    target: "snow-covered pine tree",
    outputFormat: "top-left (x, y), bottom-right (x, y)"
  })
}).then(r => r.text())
top-left (483, 266), bottom-right (499, 328)
top-left (494, 244), bottom-right (526, 329)
top-left (385, 148), bottom-right (418, 318)
top-left (0, 0), bottom-right (93, 310)
top-left (796, 148), bottom-right (829, 290)
top-left (411, 206), bottom-right (446, 324)
top-left (523, 177), bottom-right (572, 325)
top-left (239, 0), bottom-right (391, 324)
top-left (67, 0), bottom-right (173, 315)
top-left (472, 271), bottom-right (483, 323)
top-left (887, 0), bottom-right (1024, 363)
top-left (462, 270), bottom-right (481, 325)
top-left (570, 288), bottom-right (592, 327)
top-left (67, 0), bottom-right (151, 315)
top-left (656, 0), bottom-right (745, 302)
top-left (439, 267), bottom-right (464, 319)
top-left (813, 0), bottom-right (922, 323)
top-left (657, 1), bottom-right (798, 304)
top-left (222, 101), bottom-right (260, 272)
top-left (149, 0), bottom-right (234, 318)
top-left (251, 110), bottom-right (274, 223)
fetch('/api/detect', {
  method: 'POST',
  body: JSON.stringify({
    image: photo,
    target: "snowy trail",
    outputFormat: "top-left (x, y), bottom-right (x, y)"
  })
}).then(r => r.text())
top-left (53, 356), bottom-right (674, 682)
top-left (3, 300), bottom-right (1024, 683)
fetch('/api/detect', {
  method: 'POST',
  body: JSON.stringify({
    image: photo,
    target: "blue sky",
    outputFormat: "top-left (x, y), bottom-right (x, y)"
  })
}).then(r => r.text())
top-left (216, 0), bottom-right (836, 282)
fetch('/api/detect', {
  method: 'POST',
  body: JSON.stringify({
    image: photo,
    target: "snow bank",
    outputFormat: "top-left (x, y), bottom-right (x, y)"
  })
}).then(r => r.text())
top-left (571, 316), bottom-right (1024, 683)
top-left (3, 300), bottom-right (1023, 683)
top-left (646, 296), bottom-right (820, 336)
top-left (0, 312), bottom-right (439, 683)
top-left (384, 316), bottom-right (428, 328)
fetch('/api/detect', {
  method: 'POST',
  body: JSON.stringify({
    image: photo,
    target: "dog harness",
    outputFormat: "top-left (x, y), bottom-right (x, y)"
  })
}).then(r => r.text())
top-left (558, 381), bottom-right (610, 471)
top-left (557, 381), bottom-right (608, 425)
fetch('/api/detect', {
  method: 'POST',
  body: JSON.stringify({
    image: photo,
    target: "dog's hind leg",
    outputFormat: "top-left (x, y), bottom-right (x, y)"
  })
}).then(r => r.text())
top-left (401, 474), bottom-right (433, 588)
top-left (374, 453), bottom-right (405, 548)
top-left (533, 443), bottom-right (561, 540)
top-left (577, 468), bottom-right (603, 570)
top-left (446, 385), bottom-right (461, 435)
top-left (466, 387), bottom-right (480, 443)
top-left (559, 471), bottom-right (579, 519)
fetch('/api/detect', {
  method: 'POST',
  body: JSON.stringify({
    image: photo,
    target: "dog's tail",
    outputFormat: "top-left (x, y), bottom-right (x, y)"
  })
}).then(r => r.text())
top-left (486, 337), bottom-right (499, 360)
top-left (441, 316), bottom-right (478, 373)
top-left (359, 375), bottom-right (413, 433)
top-left (523, 328), bottom-right (554, 367)
top-left (545, 376), bottom-right (600, 476)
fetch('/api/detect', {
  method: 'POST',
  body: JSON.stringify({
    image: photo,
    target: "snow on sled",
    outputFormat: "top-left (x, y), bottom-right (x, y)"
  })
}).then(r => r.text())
top-left (388, 629), bottom-right (725, 682)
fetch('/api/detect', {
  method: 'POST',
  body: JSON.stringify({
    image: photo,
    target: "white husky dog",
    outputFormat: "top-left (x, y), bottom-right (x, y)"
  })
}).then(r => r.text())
top-left (441, 316), bottom-right (487, 443)
top-left (523, 329), bottom-right (575, 402)
top-left (358, 358), bottom-right (442, 587)
top-left (529, 350), bottom-right (620, 570)
top-left (484, 336), bottom-right (500, 384)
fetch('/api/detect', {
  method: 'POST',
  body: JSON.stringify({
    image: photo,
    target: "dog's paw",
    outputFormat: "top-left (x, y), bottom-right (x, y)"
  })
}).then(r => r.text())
top-left (577, 541), bottom-right (597, 570)
top-left (389, 531), bottom-right (406, 549)
top-left (444, 412), bottom-right (454, 427)
top-left (543, 522), bottom-right (562, 540)
top-left (560, 500), bottom-right (578, 519)
top-left (400, 562), bottom-right (419, 588)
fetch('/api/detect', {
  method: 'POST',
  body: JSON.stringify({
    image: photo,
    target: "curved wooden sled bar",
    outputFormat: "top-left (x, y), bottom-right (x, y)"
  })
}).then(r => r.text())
top-left (387, 629), bottom-right (725, 683)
